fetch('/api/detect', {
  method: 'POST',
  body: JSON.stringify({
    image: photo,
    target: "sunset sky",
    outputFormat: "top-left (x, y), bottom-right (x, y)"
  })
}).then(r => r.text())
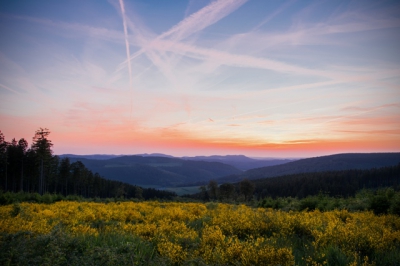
top-left (1, 0), bottom-right (399, 157)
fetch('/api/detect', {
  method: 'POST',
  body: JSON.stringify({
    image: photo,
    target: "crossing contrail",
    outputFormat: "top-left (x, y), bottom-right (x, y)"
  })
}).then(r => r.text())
top-left (118, 0), bottom-right (133, 117)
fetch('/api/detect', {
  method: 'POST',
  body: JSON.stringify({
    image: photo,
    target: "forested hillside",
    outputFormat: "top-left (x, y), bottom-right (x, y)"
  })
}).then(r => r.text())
top-left (64, 155), bottom-right (242, 187)
top-left (63, 154), bottom-right (296, 171)
top-left (218, 153), bottom-right (400, 183)
top-left (251, 163), bottom-right (400, 199)
top-left (0, 129), bottom-right (175, 200)
top-left (188, 164), bottom-right (400, 211)
top-left (182, 155), bottom-right (295, 170)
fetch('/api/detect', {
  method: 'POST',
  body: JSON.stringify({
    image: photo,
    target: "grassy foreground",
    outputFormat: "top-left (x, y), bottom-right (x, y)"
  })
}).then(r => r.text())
top-left (1, 201), bottom-right (400, 265)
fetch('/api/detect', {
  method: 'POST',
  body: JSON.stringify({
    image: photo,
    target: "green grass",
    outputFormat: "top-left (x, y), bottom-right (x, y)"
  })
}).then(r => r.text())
top-left (0, 230), bottom-right (165, 266)
top-left (163, 186), bottom-right (202, 196)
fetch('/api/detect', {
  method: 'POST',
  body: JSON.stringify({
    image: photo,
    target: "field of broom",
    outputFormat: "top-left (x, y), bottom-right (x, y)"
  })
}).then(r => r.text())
top-left (1, 201), bottom-right (400, 265)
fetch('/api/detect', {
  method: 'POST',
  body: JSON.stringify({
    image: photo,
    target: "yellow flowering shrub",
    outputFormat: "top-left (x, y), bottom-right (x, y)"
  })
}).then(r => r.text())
top-left (1, 201), bottom-right (399, 265)
top-left (157, 239), bottom-right (187, 263)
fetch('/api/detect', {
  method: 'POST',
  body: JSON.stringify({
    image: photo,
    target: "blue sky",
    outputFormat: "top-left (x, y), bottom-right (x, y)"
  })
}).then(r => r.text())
top-left (1, 0), bottom-right (399, 157)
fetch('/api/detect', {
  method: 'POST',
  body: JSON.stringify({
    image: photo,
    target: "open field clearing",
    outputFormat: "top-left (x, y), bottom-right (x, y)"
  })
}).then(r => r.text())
top-left (163, 186), bottom-right (202, 196)
top-left (1, 201), bottom-right (400, 265)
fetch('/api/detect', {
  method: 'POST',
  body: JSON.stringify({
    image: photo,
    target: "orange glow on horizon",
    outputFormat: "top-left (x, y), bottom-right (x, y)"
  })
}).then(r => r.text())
top-left (50, 126), bottom-right (400, 157)
top-left (1, 1), bottom-right (400, 159)
top-left (1, 113), bottom-right (399, 158)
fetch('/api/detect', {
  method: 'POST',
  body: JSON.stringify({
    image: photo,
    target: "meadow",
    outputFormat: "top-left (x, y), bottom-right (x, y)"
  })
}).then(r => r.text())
top-left (163, 186), bottom-right (202, 196)
top-left (1, 200), bottom-right (400, 265)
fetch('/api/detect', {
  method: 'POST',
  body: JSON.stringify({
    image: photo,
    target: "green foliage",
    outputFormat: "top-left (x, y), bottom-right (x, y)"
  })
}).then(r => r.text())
top-left (389, 194), bottom-right (400, 215)
top-left (10, 203), bottom-right (22, 217)
top-left (324, 245), bottom-right (351, 265)
top-left (252, 163), bottom-right (400, 200)
top-left (1, 200), bottom-right (400, 265)
top-left (205, 202), bottom-right (219, 210)
top-left (0, 230), bottom-right (163, 266)
top-left (227, 153), bottom-right (400, 182)
top-left (207, 180), bottom-right (218, 200)
top-left (218, 183), bottom-right (235, 201)
top-left (0, 129), bottom-right (176, 201)
top-left (299, 197), bottom-right (318, 211)
top-left (370, 195), bottom-right (391, 215)
top-left (239, 178), bottom-right (255, 201)
top-left (256, 188), bottom-right (400, 214)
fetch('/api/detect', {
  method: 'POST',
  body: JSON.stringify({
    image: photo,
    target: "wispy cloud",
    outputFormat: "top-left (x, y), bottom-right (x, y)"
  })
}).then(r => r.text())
top-left (336, 129), bottom-right (400, 135)
top-left (2, 13), bottom-right (128, 43)
top-left (1, 0), bottom-right (399, 156)
top-left (158, 0), bottom-right (248, 42)
top-left (118, 0), bottom-right (134, 116)
top-left (118, 0), bottom-right (133, 86)
top-left (116, 0), bottom-right (248, 75)
top-left (0, 83), bottom-right (21, 95)
top-left (252, 0), bottom-right (296, 31)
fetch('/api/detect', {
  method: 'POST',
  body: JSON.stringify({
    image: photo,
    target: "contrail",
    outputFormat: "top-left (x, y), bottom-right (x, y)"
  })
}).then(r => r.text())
top-left (0, 83), bottom-right (21, 95)
top-left (319, 104), bottom-right (399, 125)
top-left (118, 0), bottom-right (133, 117)
top-left (116, 0), bottom-right (248, 73)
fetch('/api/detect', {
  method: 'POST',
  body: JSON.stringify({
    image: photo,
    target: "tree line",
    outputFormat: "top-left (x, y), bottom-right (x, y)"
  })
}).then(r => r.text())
top-left (189, 163), bottom-right (400, 203)
top-left (252, 163), bottom-right (400, 199)
top-left (192, 179), bottom-right (255, 202)
top-left (0, 129), bottom-right (175, 200)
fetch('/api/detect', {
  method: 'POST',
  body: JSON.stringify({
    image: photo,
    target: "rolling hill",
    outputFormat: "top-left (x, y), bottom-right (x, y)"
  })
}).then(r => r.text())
top-left (61, 154), bottom-right (296, 171)
top-left (63, 155), bottom-right (242, 187)
top-left (60, 154), bottom-right (122, 160)
top-left (217, 153), bottom-right (400, 183)
top-left (182, 155), bottom-right (296, 170)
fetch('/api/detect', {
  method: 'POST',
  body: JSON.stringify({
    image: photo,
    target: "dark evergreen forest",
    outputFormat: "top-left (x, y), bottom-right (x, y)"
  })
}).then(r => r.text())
top-left (251, 163), bottom-right (400, 199)
top-left (0, 129), bottom-right (175, 200)
top-left (188, 163), bottom-right (400, 204)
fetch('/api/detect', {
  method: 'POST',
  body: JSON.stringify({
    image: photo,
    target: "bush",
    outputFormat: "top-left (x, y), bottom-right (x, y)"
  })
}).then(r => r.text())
top-left (0, 192), bottom-right (7, 205)
top-left (324, 245), bottom-right (351, 265)
top-left (259, 197), bottom-right (274, 208)
top-left (369, 195), bottom-right (390, 215)
top-left (0, 231), bottom-right (162, 266)
top-left (389, 195), bottom-right (400, 215)
top-left (42, 193), bottom-right (54, 204)
top-left (299, 197), bottom-right (318, 211)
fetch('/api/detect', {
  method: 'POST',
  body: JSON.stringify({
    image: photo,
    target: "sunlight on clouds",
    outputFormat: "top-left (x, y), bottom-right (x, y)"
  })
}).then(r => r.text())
top-left (0, 0), bottom-right (399, 156)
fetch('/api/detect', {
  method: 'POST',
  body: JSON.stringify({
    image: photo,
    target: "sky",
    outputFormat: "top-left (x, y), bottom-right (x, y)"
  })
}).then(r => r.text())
top-left (0, 0), bottom-right (399, 158)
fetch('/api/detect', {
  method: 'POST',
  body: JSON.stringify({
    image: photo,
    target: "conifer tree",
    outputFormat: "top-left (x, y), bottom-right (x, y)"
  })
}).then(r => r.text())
top-left (31, 128), bottom-right (53, 194)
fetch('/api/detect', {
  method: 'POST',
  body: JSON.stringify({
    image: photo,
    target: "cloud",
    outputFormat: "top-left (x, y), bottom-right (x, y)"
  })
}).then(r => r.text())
top-left (3, 13), bottom-right (128, 43)
top-left (118, 0), bottom-right (134, 117)
top-left (257, 120), bottom-right (274, 125)
top-left (116, 0), bottom-right (248, 75)
top-left (0, 83), bottom-right (21, 95)
top-left (158, 0), bottom-right (248, 42)
top-left (341, 103), bottom-right (400, 112)
top-left (336, 129), bottom-right (400, 135)
top-left (118, 0), bottom-right (133, 87)
top-left (253, 0), bottom-right (296, 31)
top-left (1, 0), bottom-right (399, 156)
top-left (318, 104), bottom-right (400, 126)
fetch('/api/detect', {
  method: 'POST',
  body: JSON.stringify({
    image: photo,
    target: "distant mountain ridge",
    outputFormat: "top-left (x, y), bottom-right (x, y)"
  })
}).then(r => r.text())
top-left (63, 155), bottom-right (242, 187)
top-left (60, 153), bottom-right (400, 188)
top-left (217, 153), bottom-right (400, 183)
top-left (59, 154), bottom-right (295, 171)
top-left (60, 154), bottom-right (121, 160)
top-left (182, 155), bottom-right (295, 170)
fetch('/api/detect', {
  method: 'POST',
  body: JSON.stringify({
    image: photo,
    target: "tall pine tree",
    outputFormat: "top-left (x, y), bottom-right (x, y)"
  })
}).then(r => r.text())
top-left (31, 128), bottom-right (53, 195)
